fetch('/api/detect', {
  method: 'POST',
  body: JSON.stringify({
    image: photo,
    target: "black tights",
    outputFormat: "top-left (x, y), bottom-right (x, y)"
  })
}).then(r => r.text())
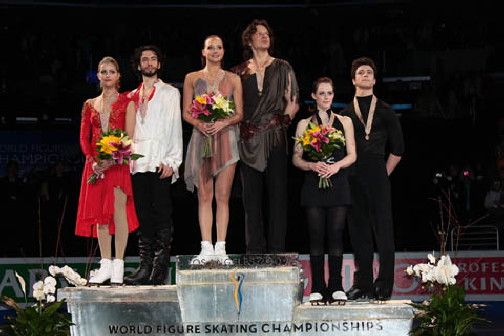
top-left (306, 206), bottom-right (346, 257)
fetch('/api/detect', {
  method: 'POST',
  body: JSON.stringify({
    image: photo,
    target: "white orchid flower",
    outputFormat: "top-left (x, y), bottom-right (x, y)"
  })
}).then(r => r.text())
top-left (406, 265), bottom-right (414, 276)
top-left (48, 266), bottom-right (56, 276)
top-left (33, 280), bottom-right (44, 291)
top-left (14, 271), bottom-right (27, 296)
top-left (33, 287), bottom-right (45, 301)
top-left (422, 271), bottom-right (434, 283)
top-left (43, 277), bottom-right (57, 295)
top-left (49, 265), bottom-right (88, 287)
top-left (46, 294), bottom-right (56, 303)
top-left (43, 285), bottom-right (56, 295)
top-left (44, 276), bottom-right (57, 287)
top-left (432, 255), bottom-right (459, 285)
top-left (413, 263), bottom-right (434, 277)
top-left (428, 253), bottom-right (436, 264)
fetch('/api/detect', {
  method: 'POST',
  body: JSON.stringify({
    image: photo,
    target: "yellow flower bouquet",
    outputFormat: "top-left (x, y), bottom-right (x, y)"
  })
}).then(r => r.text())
top-left (294, 122), bottom-right (346, 188)
top-left (87, 129), bottom-right (143, 184)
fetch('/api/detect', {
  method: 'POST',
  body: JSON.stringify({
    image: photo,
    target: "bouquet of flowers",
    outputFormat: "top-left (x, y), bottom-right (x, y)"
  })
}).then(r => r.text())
top-left (294, 122), bottom-right (346, 188)
top-left (87, 129), bottom-right (143, 184)
top-left (191, 92), bottom-right (235, 158)
top-left (405, 254), bottom-right (486, 335)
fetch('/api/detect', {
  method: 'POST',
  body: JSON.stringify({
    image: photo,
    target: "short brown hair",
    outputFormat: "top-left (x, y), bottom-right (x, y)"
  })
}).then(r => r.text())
top-left (312, 77), bottom-right (333, 94)
top-left (350, 57), bottom-right (377, 79)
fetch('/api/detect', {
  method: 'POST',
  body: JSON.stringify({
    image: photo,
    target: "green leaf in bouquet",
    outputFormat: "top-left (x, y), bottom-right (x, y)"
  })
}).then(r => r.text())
top-left (130, 153), bottom-right (144, 160)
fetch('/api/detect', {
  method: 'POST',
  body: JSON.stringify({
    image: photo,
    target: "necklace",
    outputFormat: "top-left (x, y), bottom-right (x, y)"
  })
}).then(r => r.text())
top-left (138, 84), bottom-right (156, 124)
top-left (99, 91), bottom-right (118, 132)
top-left (252, 57), bottom-right (272, 96)
top-left (313, 110), bottom-right (335, 127)
top-left (353, 95), bottom-right (377, 141)
top-left (203, 69), bottom-right (225, 94)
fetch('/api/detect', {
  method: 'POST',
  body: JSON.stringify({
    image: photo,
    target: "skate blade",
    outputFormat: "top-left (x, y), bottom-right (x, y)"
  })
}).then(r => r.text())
top-left (310, 300), bottom-right (327, 306)
top-left (329, 300), bottom-right (347, 306)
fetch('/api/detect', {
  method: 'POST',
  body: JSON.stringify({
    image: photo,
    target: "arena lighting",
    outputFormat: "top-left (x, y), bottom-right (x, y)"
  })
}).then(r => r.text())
top-left (382, 76), bottom-right (431, 83)
top-left (54, 117), bottom-right (72, 123)
top-left (15, 117), bottom-right (37, 123)
top-left (390, 103), bottom-right (412, 110)
top-left (303, 101), bottom-right (347, 109)
top-left (332, 102), bottom-right (347, 109)
top-left (304, 101), bottom-right (412, 111)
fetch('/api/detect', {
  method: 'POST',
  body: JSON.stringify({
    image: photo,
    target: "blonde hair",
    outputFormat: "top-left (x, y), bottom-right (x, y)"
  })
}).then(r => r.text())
top-left (98, 56), bottom-right (120, 89)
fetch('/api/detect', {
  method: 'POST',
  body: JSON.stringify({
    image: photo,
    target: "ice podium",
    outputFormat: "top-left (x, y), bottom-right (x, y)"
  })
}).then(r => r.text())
top-left (59, 254), bottom-right (414, 336)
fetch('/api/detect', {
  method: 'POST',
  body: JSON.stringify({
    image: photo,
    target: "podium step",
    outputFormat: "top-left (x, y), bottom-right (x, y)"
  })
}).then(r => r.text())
top-left (58, 255), bottom-right (415, 335)
top-left (58, 285), bottom-right (181, 336)
top-left (293, 300), bottom-right (415, 335)
top-left (176, 254), bottom-right (303, 323)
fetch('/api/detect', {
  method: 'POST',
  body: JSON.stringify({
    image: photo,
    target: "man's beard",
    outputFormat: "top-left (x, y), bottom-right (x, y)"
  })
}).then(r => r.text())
top-left (141, 68), bottom-right (158, 77)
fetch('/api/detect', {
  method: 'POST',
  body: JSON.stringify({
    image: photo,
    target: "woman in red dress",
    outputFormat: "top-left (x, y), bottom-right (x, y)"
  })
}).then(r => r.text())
top-left (75, 56), bottom-right (139, 285)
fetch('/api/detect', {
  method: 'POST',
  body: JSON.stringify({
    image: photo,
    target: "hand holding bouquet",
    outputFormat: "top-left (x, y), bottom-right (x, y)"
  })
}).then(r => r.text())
top-left (294, 122), bottom-right (345, 188)
top-left (191, 93), bottom-right (235, 158)
top-left (87, 129), bottom-right (143, 184)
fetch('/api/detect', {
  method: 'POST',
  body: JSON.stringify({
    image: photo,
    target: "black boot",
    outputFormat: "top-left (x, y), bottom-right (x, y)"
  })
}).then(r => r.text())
top-left (124, 233), bottom-right (154, 285)
top-left (150, 227), bottom-right (172, 285)
top-left (327, 255), bottom-right (347, 303)
top-left (346, 271), bottom-right (373, 301)
top-left (309, 255), bottom-right (326, 305)
top-left (373, 279), bottom-right (393, 301)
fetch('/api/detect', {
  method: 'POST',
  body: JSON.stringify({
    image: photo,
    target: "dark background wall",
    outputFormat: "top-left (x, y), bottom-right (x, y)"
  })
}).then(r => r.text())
top-left (1, 0), bottom-right (503, 258)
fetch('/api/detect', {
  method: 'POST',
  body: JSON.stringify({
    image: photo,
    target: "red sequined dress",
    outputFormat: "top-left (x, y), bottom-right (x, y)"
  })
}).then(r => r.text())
top-left (75, 93), bottom-right (139, 237)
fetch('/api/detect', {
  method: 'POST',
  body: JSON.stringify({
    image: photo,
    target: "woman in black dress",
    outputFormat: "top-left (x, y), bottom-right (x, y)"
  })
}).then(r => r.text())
top-left (292, 77), bottom-right (356, 304)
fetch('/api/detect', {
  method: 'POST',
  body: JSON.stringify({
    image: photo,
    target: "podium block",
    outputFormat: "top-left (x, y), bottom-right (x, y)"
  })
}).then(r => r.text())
top-left (58, 285), bottom-right (181, 336)
top-left (176, 254), bottom-right (303, 323)
top-left (58, 255), bottom-right (414, 336)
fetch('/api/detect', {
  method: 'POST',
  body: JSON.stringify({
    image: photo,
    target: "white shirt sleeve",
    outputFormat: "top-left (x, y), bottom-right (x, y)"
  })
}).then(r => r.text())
top-left (161, 88), bottom-right (183, 183)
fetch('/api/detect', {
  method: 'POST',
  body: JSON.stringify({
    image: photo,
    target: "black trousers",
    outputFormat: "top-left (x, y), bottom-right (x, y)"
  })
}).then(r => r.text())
top-left (132, 172), bottom-right (173, 240)
top-left (240, 144), bottom-right (287, 254)
top-left (348, 159), bottom-right (395, 291)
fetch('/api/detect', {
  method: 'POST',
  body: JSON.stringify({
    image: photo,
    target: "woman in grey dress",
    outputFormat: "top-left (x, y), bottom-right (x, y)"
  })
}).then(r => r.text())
top-left (183, 35), bottom-right (243, 264)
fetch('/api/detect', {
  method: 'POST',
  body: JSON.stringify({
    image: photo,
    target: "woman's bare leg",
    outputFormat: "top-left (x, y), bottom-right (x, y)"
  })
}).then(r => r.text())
top-left (96, 225), bottom-right (112, 259)
top-left (215, 163), bottom-right (236, 242)
top-left (113, 187), bottom-right (128, 260)
top-left (197, 167), bottom-right (214, 242)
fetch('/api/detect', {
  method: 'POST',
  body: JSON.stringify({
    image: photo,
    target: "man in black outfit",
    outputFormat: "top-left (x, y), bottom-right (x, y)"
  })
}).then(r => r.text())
top-left (233, 19), bottom-right (299, 254)
top-left (342, 57), bottom-right (404, 301)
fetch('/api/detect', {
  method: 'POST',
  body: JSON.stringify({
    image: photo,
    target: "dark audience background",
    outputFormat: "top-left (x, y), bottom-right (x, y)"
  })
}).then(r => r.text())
top-left (1, 1), bottom-right (503, 258)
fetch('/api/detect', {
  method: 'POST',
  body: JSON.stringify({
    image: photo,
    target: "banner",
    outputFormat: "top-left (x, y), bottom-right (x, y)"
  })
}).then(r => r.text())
top-left (1, 251), bottom-right (503, 307)
top-left (0, 130), bottom-right (81, 176)
top-left (298, 251), bottom-right (504, 301)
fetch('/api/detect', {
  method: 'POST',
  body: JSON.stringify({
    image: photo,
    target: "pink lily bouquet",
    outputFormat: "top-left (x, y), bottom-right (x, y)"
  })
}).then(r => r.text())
top-left (294, 122), bottom-right (346, 188)
top-left (191, 93), bottom-right (235, 158)
top-left (87, 129), bottom-right (143, 184)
